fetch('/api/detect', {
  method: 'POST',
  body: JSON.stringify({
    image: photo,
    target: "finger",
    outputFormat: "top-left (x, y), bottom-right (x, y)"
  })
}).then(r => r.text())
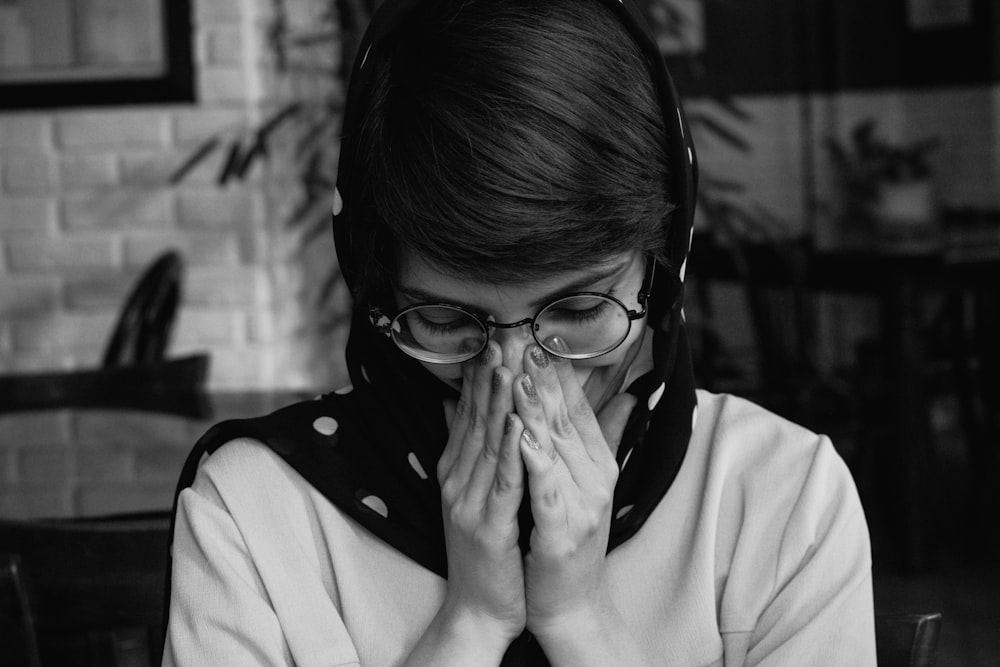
top-left (450, 343), bottom-right (500, 483)
top-left (544, 336), bottom-right (610, 464)
top-left (524, 345), bottom-right (592, 477)
top-left (437, 359), bottom-right (477, 481)
top-left (520, 425), bottom-right (567, 537)
top-left (465, 365), bottom-right (513, 506)
top-left (595, 392), bottom-right (637, 458)
top-left (512, 372), bottom-right (557, 463)
top-left (484, 412), bottom-right (525, 526)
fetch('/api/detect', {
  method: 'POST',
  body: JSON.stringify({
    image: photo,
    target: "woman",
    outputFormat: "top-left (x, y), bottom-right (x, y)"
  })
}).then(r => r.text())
top-left (164, 0), bottom-right (875, 664)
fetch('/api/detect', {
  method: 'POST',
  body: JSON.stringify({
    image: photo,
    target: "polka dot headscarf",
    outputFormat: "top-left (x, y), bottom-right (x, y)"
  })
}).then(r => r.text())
top-left (169, 0), bottom-right (698, 663)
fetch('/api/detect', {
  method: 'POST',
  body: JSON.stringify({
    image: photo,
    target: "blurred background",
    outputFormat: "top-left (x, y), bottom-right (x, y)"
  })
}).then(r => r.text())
top-left (0, 0), bottom-right (997, 663)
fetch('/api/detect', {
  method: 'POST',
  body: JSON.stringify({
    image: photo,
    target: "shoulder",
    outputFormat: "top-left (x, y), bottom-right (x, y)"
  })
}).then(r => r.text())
top-left (690, 390), bottom-right (851, 503)
top-left (685, 390), bottom-right (866, 573)
top-left (686, 390), bottom-right (870, 600)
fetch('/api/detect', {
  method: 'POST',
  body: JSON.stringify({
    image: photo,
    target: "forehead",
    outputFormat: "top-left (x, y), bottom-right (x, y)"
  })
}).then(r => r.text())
top-left (396, 250), bottom-right (639, 311)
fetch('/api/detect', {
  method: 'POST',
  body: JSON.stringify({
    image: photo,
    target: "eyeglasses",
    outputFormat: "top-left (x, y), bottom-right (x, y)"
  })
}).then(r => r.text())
top-left (370, 260), bottom-right (655, 364)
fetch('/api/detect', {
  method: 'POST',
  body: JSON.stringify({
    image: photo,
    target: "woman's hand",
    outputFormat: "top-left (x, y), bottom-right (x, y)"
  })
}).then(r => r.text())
top-left (433, 341), bottom-right (526, 650)
top-left (513, 342), bottom-right (644, 661)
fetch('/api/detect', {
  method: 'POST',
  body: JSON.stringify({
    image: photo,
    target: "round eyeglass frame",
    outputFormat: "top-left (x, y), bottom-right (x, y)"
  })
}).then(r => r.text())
top-left (370, 261), bottom-right (655, 364)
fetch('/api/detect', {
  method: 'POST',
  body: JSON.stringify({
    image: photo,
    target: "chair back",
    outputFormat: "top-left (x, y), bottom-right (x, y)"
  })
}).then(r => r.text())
top-left (876, 612), bottom-right (943, 667)
top-left (0, 553), bottom-right (41, 667)
top-left (0, 513), bottom-right (171, 667)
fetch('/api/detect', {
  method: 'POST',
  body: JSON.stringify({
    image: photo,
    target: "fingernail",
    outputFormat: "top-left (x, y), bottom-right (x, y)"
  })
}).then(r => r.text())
top-left (546, 336), bottom-right (569, 361)
top-left (521, 429), bottom-right (540, 450)
top-left (492, 369), bottom-right (503, 392)
top-left (529, 345), bottom-right (550, 369)
top-left (521, 375), bottom-right (538, 402)
top-left (504, 413), bottom-right (514, 434)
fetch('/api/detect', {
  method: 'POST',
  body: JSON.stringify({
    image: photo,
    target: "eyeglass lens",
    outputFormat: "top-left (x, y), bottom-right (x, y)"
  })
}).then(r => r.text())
top-left (391, 295), bottom-right (632, 363)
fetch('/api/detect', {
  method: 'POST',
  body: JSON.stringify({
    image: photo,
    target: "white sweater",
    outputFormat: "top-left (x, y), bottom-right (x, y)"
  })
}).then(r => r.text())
top-left (164, 391), bottom-right (876, 666)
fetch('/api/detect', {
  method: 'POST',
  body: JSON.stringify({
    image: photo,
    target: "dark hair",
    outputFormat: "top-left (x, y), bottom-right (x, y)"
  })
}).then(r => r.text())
top-left (355, 0), bottom-right (674, 304)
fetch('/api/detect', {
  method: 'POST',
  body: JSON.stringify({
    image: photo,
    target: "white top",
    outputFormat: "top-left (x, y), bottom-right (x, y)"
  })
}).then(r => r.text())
top-left (163, 391), bottom-right (876, 666)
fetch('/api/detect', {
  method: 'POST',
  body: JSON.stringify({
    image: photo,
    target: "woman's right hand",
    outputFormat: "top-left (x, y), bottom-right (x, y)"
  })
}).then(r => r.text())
top-left (433, 340), bottom-right (526, 650)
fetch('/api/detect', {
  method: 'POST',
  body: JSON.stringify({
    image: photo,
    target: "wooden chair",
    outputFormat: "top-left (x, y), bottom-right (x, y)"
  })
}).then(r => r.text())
top-left (876, 612), bottom-right (943, 667)
top-left (0, 250), bottom-right (210, 418)
top-left (0, 513), bottom-right (171, 667)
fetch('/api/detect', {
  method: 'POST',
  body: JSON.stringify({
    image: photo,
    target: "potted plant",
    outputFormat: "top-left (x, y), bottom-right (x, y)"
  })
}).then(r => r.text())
top-left (826, 118), bottom-right (941, 239)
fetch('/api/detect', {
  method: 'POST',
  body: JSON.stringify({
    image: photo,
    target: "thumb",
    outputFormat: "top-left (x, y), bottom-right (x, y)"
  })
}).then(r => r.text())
top-left (443, 398), bottom-right (458, 430)
top-left (596, 392), bottom-right (637, 457)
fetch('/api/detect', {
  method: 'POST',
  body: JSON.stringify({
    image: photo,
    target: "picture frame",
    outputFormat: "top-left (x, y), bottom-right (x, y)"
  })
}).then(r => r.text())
top-left (0, 0), bottom-right (194, 110)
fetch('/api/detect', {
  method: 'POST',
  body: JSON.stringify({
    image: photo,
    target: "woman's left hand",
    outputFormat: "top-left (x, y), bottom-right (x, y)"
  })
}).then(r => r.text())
top-left (512, 343), bottom-right (636, 641)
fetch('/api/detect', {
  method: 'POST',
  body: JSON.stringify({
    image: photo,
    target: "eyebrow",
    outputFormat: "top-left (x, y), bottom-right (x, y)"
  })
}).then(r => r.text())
top-left (397, 257), bottom-right (634, 313)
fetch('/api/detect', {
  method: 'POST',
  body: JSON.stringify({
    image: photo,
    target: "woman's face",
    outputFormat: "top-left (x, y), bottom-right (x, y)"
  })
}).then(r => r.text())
top-left (393, 249), bottom-right (650, 406)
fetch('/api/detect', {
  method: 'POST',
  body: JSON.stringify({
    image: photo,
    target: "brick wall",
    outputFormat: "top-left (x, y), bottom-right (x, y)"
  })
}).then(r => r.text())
top-left (0, 0), bottom-right (349, 392)
top-left (0, 0), bottom-right (348, 518)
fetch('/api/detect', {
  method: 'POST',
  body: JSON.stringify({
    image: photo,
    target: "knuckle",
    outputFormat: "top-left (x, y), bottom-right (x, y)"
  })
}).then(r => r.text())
top-left (439, 477), bottom-right (460, 503)
top-left (436, 458), bottom-right (451, 483)
top-left (569, 394), bottom-right (592, 420)
top-left (540, 487), bottom-right (560, 509)
top-left (552, 409), bottom-right (575, 439)
top-left (446, 503), bottom-right (469, 529)
top-left (492, 470), bottom-right (516, 497)
top-left (481, 442), bottom-right (499, 462)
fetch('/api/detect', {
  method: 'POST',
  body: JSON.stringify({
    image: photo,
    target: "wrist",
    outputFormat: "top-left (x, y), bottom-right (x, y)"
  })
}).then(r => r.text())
top-left (529, 595), bottom-right (631, 661)
top-left (437, 597), bottom-right (523, 653)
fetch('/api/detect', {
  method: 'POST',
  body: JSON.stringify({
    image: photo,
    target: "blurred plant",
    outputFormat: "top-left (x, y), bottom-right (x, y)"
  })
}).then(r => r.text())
top-left (825, 118), bottom-right (940, 222)
top-left (169, 0), bottom-right (378, 333)
top-left (826, 118), bottom-right (939, 185)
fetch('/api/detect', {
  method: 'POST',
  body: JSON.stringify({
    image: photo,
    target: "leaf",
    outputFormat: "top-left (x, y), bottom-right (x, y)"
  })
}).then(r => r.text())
top-left (168, 138), bottom-right (220, 184)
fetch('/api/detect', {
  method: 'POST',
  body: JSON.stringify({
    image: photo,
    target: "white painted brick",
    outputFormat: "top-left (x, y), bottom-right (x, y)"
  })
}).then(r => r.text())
top-left (194, 0), bottom-right (244, 24)
top-left (56, 111), bottom-right (170, 150)
top-left (0, 116), bottom-right (52, 152)
top-left (198, 67), bottom-right (253, 103)
top-left (61, 190), bottom-right (174, 230)
top-left (0, 275), bottom-right (61, 314)
top-left (203, 345), bottom-right (270, 388)
top-left (5, 237), bottom-right (118, 272)
top-left (172, 108), bottom-right (248, 147)
top-left (2, 156), bottom-right (57, 193)
top-left (200, 24), bottom-right (244, 65)
top-left (123, 232), bottom-right (242, 268)
top-left (173, 308), bottom-right (243, 346)
top-left (0, 447), bottom-right (13, 484)
top-left (245, 310), bottom-right (278, 343)
top-left (76, 482), bottom-right (176, 517)
top-left (74, 410), bottom-right (202, 448)
top-left (0, 348), bottom-right (91, 373)
top-left (0, 411), bottom-right (73, 448)
top-left (59, 154), bottom-right (119, 189)
top-left (0, 487), bottom-right (74, 519)
top-left (120, 149), bottom-right (223, 186)
top-left (185, 266), bottom-right (271, 306)
top-left (77, 447), bottom-right (134, 483)
top-left (18, 446), bottom-right (74, 484)
top-left (0, 197), bottom-right (58, 236)
top-left (133, 447), bottom-right (188, 481)
top-left (177, 188), bottom-right (262, 227)
top-left (61, 274), bottom-right (130, 310)
top-left (11, 312), bottom-right (116, 350)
